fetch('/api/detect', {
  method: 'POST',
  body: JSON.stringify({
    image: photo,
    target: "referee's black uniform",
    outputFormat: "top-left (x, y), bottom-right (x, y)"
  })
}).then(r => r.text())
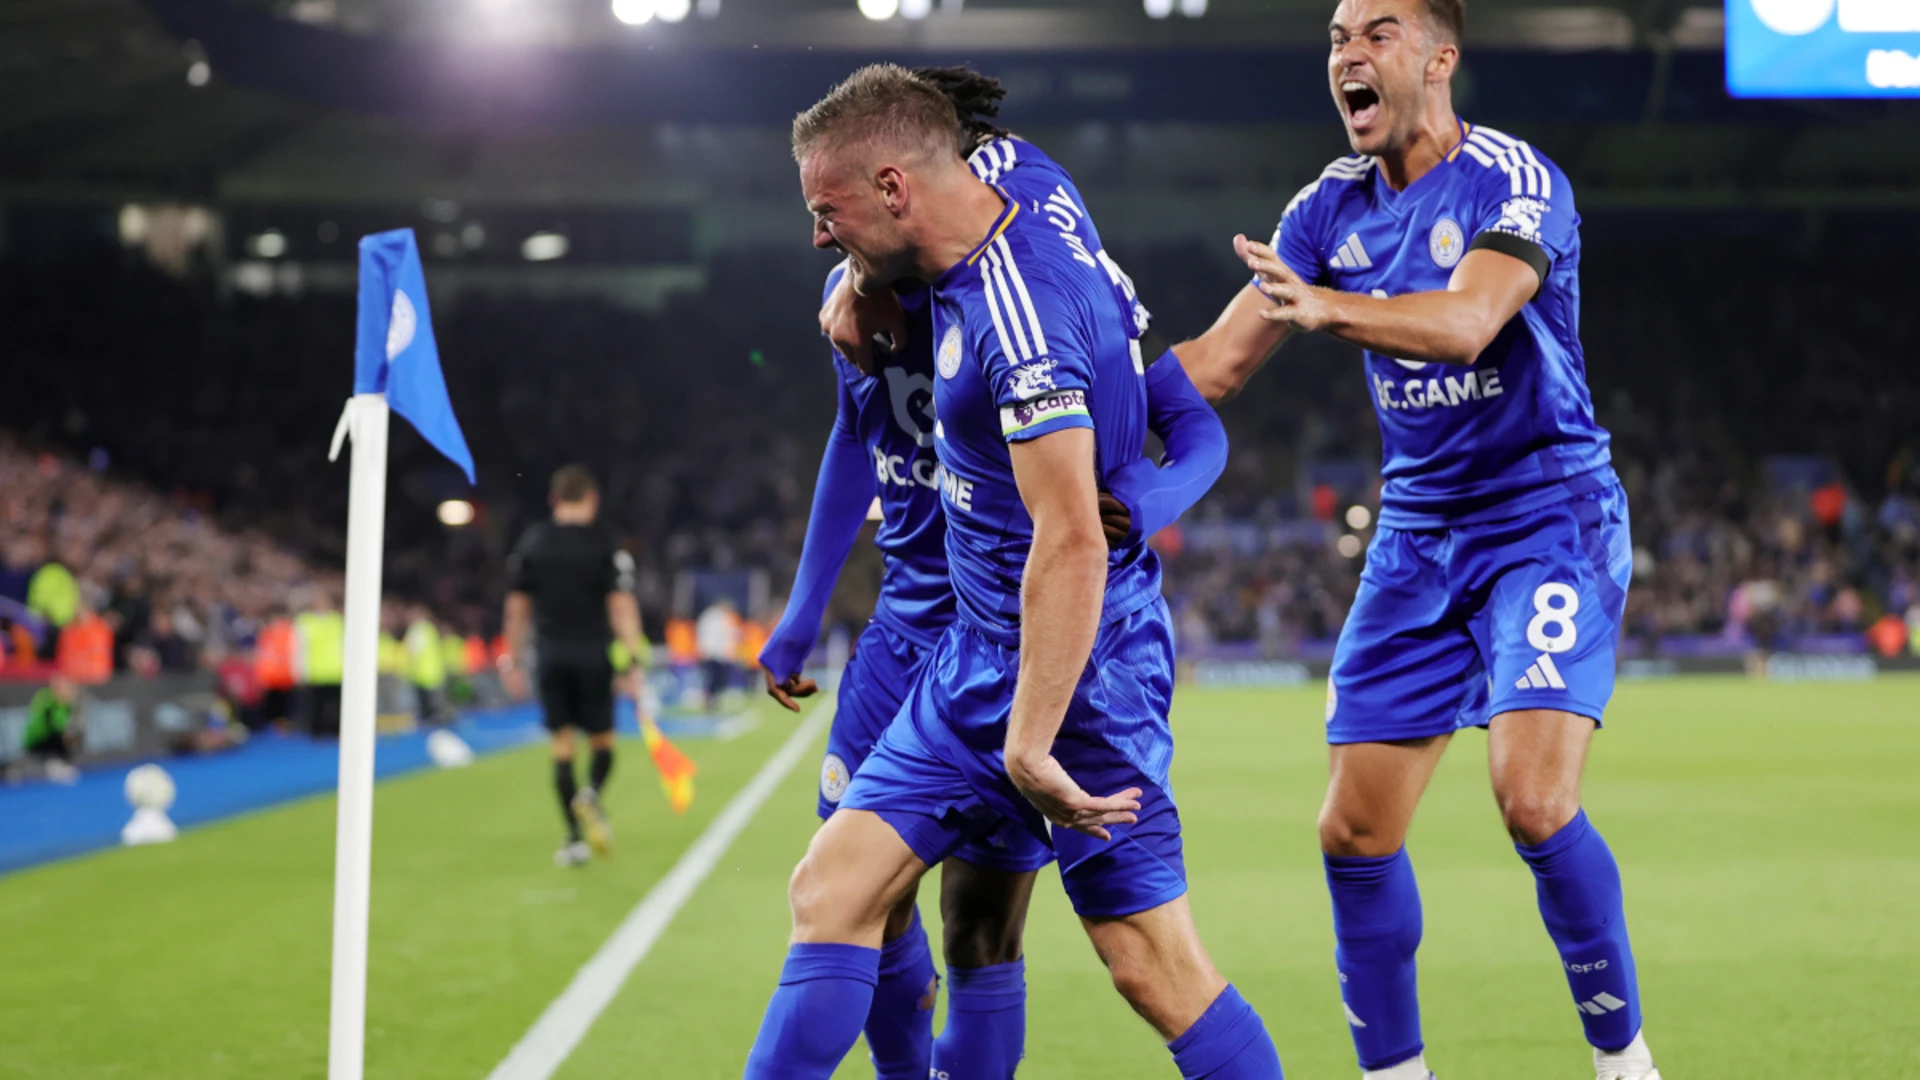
top-left (506, 522), bottom-right (635, 736)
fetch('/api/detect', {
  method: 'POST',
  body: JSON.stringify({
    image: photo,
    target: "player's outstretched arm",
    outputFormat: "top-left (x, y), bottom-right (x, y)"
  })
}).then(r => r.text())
top-left (758, 377), bottom-right (876, 711)
top-left (1006, 427), bottom-right (1143, 841)
top-left (1171, 280), bottom-right (1295, 403)
top-left (1102, 353), bottom-right (1230, 547)
top-left (1243, 236), bottom-right (1539, 366)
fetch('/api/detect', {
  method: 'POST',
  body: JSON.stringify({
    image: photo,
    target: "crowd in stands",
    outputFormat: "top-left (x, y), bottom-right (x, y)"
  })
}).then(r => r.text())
top-left (3, 210), bottom-right (1917, 676)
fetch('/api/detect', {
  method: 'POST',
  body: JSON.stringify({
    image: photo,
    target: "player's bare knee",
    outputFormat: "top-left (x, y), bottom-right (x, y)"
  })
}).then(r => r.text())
top-left (1319, 803), bottom-right (1396, 857)
top-left (1496, 787), bottom-right (1578, 846)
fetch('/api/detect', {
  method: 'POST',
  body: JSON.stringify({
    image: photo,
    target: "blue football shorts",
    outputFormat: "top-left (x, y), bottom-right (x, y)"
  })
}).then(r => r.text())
top-left (841, 600), bottom-right (1188, 918)
top-left (1327, 484), bottom-right (1633, 744)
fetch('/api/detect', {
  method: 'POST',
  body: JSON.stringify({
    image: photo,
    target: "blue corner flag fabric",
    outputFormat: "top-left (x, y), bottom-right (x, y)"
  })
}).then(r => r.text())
top-left (355, 228), bottom-right (475, 484)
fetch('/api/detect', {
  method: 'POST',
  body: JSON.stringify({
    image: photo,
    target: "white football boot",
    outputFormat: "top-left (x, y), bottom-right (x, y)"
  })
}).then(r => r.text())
top-left (554, 840), bottom-right (592, 867)
top-left (1364, 1055), bottom-right (1436, 1080)
top-left (1595, 1031), bottom-right (1660, 1080)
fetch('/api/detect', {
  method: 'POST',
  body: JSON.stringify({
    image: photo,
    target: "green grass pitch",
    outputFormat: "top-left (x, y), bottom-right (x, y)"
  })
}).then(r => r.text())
top-left (2, 676), bottom-right (1916, 1078)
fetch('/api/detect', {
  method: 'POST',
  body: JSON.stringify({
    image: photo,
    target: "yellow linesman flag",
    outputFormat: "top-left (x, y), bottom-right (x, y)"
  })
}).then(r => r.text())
top-left (640, 714), bottom-right (697, 814)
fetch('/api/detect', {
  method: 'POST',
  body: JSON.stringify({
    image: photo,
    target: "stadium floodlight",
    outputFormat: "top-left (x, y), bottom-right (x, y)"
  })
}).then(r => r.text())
top-left (437, 499), bottom-right (476, 527)
top-left (859, 0), bottom-right (900, 20)
top-left (250, 229), bottom-right (288, 259)
top-left (521, 231), bottom-right (569, 261)
top-left (1337, 533), bottom-right (1364, 558)
top-left (901, 0), bottom-right (932, 19)
top-left (612, 0), bottom-right (656, 25)
top-left (1144, 0), bottom-right (1174, 18)
top-left (186, 60), bottom-right (211, 86)
top-left (1345, 504), bottom-right (1373, 530)
top-left (656, 0), bottom-right (690, 22)
top-left (118, 205), bottom-right (149, 245)
top-left (1179, 0), bottom-right (1207, 14)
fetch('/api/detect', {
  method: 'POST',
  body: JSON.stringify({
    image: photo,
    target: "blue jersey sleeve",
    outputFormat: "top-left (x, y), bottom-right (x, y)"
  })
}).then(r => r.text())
top-left (1105, 350), bottom-right (1229, 544)
top-left (977, 255), bottom-right (1096, 443)
top-left (1268, 179), bottom-right (1333, 287)
top-left (1464, 142), bottom-right (1575, 288)
top-left (758, 368), bottom-right (876, 678)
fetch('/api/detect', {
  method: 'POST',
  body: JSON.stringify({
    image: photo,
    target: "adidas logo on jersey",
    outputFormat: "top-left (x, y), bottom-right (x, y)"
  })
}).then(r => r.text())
top-left (1516, 653), bottom-right (1567, 690)
top-left (1329, 232), bottom-right (1373, 270)
top-left (1577, 991), bottom-right (1628, 1016)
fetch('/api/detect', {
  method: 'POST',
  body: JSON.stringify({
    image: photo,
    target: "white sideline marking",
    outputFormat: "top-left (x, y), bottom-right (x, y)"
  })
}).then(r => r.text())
top-left (485, 699), bottom-right (832, 1080)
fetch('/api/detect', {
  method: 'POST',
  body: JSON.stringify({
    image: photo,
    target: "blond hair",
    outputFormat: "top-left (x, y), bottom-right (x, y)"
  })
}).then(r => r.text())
top-left (791, 63), bottom-right (965, 165)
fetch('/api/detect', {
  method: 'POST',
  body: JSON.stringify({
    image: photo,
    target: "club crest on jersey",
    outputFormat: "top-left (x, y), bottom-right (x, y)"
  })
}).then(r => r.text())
top-left (820, 753), bottom-right (850, 803)
top-left (1429, 218), bottom-right (1465, 269)
top-left (937, 324), bottom-right (964, 380)
top-left (1008, 359), bottom-right (1057, 399)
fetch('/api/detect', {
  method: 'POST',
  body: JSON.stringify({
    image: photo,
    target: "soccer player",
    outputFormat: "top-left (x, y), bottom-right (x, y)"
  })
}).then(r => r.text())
top-left (502, 465), bottom-right (649, 867)
top-left (1172, 1), bottom-right (1657, 1077)
top-left (742, 65), bottom-right (1283, 1080)
top-left (761, 68), bottom-right (1233, 1080)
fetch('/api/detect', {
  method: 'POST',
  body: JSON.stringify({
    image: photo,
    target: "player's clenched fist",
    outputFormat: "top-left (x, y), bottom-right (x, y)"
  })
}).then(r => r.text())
top-left (819, 270), bottom-right (909, 375)
top-left (763, 668), bottom-right (818, 714)
top-left (1006, 751), bottom-right (1142, 842)
top-left (1237, 233), bottom-right (1333, 332)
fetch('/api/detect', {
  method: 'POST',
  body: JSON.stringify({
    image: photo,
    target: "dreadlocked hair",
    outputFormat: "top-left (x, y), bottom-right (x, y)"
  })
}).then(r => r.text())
top-left (912, 65), bottom-right (1012, 150)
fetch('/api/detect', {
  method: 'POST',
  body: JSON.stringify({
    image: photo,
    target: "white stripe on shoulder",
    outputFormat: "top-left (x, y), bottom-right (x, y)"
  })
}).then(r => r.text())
top-left (1282, 156), bottom-right (1374, 221)
top-left (1472, 125), bottom-right (1520, 149)
top-left (992, 235), bottom-right (1049, 359)
top-left (980, 255), bottom-right (1027, 364)
top-left (984, 250), bottom-right (1035, 361)
top-left (1464, 127), bottom-right (1553, 200)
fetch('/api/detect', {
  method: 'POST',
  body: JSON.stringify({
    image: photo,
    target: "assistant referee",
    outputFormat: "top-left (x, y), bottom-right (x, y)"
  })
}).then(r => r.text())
top-left (502, 465), bottom-right (646, 867)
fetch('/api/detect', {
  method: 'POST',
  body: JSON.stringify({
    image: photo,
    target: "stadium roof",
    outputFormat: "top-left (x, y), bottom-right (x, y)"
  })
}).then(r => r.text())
top-left (3, 0), bottom-right (1917, 211)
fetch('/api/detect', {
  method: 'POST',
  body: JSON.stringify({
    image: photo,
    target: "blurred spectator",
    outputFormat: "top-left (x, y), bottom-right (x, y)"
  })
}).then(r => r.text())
top-left (696, 600), bottom-right (741, 712)
top-left (23, 675), bottom-right (81, 784)
top-left (295, 591), bottom-right (345, 737)
top-left (56, 607), bottom-right (114, 685)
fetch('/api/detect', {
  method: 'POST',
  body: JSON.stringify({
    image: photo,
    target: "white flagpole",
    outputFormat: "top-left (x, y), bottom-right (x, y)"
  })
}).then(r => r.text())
top-left (325, 392), bottom-right (391, 1080)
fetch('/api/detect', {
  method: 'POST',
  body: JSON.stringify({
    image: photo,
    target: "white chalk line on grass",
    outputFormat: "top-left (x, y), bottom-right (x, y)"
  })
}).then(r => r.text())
top-left (485, 698), bottom-right (833, 1080)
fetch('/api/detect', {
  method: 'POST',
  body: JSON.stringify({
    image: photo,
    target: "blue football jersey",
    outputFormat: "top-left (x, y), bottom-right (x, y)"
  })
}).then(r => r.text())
top-left (1272, 121), bottom-right (1615, 530)
top-left (823, 265), bottom-right (956, 646)
top-left (929, 186), bottom-right (1163, 645)
top-left (968, 137), bottom-right (1153, 339)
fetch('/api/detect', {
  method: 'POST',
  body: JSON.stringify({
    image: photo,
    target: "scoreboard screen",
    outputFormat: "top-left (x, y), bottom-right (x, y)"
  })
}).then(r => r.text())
top-left (1727, 0), bottom-right (1920, 97)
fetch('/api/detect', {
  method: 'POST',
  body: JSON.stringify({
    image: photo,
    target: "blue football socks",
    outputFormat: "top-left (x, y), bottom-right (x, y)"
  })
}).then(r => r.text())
top-left (1167, 984), bottom-right (1285, 1079)
top-left (1517, 809), bottom-right (1642, 1052)
top-left (931, 958), bottom-right (1027, 1080)
top-left (865, 910), bottom-right (937, 1080)
top-left (1325, 849), bottom-right (1426, 1072)
top-left (743, 943), bottom-right (879, 1079)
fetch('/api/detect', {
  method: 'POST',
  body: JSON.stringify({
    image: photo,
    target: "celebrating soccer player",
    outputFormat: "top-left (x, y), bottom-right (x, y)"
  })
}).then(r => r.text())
top-left (758, 67), bottom-right (1238, 1079)
top-left (743, 65), bottom-right (1282, 1079)
top-left (1173, 1), bottom-right (1659, 1078)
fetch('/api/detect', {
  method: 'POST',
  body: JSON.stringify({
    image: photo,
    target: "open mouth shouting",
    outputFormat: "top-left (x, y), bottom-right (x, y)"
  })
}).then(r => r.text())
top-left (1341, 78), bottom-right (1382, 134)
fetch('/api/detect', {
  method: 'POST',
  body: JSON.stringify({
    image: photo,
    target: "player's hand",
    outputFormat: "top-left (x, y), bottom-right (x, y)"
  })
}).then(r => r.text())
top-left (763, 669), bottom-right (819, 714)
top-left (820, 273), bottom-right (908, 375)
top-left (1237, 234), bottom-right (1332, 332)
top-left (502, 665), bottom-right (531, 701)
top-left (1098, 492), bottom-right (1134, 549)
top-left (1006, 752), bottom-right (1141, 842)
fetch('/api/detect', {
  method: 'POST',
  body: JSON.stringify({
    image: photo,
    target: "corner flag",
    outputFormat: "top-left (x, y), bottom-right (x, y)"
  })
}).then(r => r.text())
top-left (326, 229), bottom-right (473, 1080)
top-left (354, 228), bottom-right (474, 484)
